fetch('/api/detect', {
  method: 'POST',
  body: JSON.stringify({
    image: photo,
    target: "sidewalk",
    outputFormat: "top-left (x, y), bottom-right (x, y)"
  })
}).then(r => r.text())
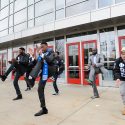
top-left (0, 80), bottom-right (125, 125)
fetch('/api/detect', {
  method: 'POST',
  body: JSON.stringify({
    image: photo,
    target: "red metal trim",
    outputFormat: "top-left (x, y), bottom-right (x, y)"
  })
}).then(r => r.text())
top-left (82, 40), bottom-right (99, 86)
top-left (66, 42), bottom-right (81, 84)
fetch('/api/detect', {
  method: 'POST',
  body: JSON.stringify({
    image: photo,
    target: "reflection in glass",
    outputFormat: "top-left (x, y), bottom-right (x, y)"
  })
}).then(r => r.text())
top-left (0, 6), bottom-right (9, 20)
top-left (56, 9), bottom-right (65, 20)
top-left (100, 28), bottom-right (115, 81)
top-left (68, 45), bottom-right (79, 78)
top-left (14, 22), bottom-right (27, 32)
top-left (0, 18), bottom-right (8, 31)
top-left (28, 5), bottom-right (34, 20)
top-left (83, 42), bottom-right (96, 80)
top-left (116, 0), bottom-right (125, 3)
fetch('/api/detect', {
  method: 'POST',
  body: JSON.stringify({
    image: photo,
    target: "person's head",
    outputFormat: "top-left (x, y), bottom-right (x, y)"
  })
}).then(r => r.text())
top-left (121, 47), bottom-right (125, 60)
top-left (40, 42), bottom-right (48, 53)
top-left (92, 48), bottom-right (97, 55)
top-left (19, 47), bottom-right (25, 54)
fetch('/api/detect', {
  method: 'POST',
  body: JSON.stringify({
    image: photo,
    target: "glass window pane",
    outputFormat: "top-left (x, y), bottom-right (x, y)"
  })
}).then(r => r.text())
top-left (116, 0), bottom-right (125, 3)
top-left (56, 0), bottom-right (65, 10)
top-left (9, 27), bottom-right (13, 34)
top-left (14, 0), bottom-right (27, 12)
top-left (28, 5), bottom-right (34, 20)
top-left (66, 0), bottom-right (87, 6)
top-left (28, 20), bottom-right (34, 28)
top-left (28, 0), bottom-right (34, 5)
top-left (35, 0), bottom-right (40, 2)
top-left (0, 18), bottom-right (8, 31)
top-left (35, 12), bottom-right (54, 26)
top-left (99, 0), bottom-right (113, 8)
top-left (66, 0), bottom-right (96, 17)
top-left (14, 9), bottom-right (27, 25)
top-left (56, 9), bottom-right (65, 20)
top-left (100, 28), bottom-right (115, 81)
top-left (35, 0), bottom-right (54, 17)
top-left (9, 15), bottom-right (13, 27)
top-left (0, 29), bottom-right (8, 37)
top-left (1, 0), bottom-right (9, 9)
top-left (14, 22), bottom-right (27, 32)
top-left (0, 6), bottom-right (9, 20)
top-left (10, 3), bottom-right (14, 15)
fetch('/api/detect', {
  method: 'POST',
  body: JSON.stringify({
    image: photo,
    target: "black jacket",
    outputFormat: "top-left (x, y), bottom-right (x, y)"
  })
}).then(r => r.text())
top-left (113, 57), bottom-right (125, 81)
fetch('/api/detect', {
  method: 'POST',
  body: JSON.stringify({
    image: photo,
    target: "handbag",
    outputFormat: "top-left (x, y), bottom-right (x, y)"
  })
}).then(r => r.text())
top-left (94, 67), bottom-right (101, 74)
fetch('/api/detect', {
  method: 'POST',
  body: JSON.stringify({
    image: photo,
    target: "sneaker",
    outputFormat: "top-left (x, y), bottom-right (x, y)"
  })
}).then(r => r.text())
top-left (34, 108), bottom-right (48, 116)
top-left (85, 79), bottom-right (93, 85)
top-left (25, 87), bottom-right (31, 91)
top-left (24, 77), bottom-right (35, 88)
top-left (13, 95), bottom-right (22, 101)
top-left (52, 92), bottom-right (59, 95)
top-left (91, 96), bottom-right (100, 99)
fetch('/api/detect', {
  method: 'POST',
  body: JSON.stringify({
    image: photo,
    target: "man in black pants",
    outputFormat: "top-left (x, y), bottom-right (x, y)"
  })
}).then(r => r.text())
top-left (0, 47), bottom-right (29, 100)
top-left (24, 53), bottom-right (36, 91)
top-left (52, 51), bottom-right (64, 95)
top-left (26, 42), bottom-right (57, 116)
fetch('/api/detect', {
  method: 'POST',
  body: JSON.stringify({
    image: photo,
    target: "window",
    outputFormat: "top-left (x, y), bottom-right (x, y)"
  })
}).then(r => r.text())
top-left (56, 9), bottom-right (65, 20)
top-left (0, 18), bottom-right (8, 31)
top-left (28, 20), bottom-right (34, 28)
top-left (28, 0), bottom-right (34, 5)
top-left (1, 0), bottom-right (9, 9)
top-left (9, 3), bottom-right (14, 15)
top-left (28, 5), bottom-right (34, 20)
top-left (14, 9), bottom-right (27, 25)
top-left (9, 27), bottom-right (13, 34)
top-left (99, 28), bottom-right (115, 81)
top-left (99, 0), bottom-right (113, 8)
top-left (0, 29), bottom-right (8, 37)
top-left (0, 6), bottom-right (9, 20)
top-left (56, 0), bottom-right (65, 10)
top-left (35, 0), bottom-right (54, 17)
top-left (35, 12), bottom-right (54, 26)
top-left (66, 0), bottom-right (87, 6)
top-left (9, 15), bottom-right (13, 27)
top-left (117, 25), bottom-right (125, 36)
top-left (115, 0), bottom-right (125, 3)
top-left (66, 0), bottom-right (96, 17)
top-left (14, 22), bottom-right (27, 32)
top-left (14, 0), bottom-right (27, 12)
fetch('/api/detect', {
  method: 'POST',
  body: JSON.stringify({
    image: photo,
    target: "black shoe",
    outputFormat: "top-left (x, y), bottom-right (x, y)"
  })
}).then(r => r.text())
top-left (52, 92), bottom-right (59, 95)
top-left (91, 96), bottom-right (100, 99)
top-left (0, 75), bottom-right (7, 81)
top-left (25, 87), bottom-right (31, 91)
top-left (34, 109), bottom-right (48, 116)
top-left (13, 95), bottom-right (22, 100)
top-left (24, 77), bottom-right (35, 88)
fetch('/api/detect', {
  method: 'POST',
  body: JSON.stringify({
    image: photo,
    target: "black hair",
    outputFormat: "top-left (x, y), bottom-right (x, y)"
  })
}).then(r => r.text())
top-left (40, 42), bottom-right (48, 46)
top-left (19, 47), bottom-right (25, 51)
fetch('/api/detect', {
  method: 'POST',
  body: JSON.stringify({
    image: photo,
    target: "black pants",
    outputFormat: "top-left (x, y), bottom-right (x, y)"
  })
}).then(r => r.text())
top-left (25, 67), bottom-right (33, 88)
top-left (53, 73), bottom-right (59, 93)
top-left (91, 75), bottom-right (99, 97)
top-left (5, 63), bottom-right (25, 96)
top-left (38, 79), bottom-right (47, 108)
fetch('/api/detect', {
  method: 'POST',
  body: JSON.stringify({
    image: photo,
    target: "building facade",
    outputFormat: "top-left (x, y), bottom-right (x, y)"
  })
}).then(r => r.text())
top-left (0, 0), bottom-right (125, 86)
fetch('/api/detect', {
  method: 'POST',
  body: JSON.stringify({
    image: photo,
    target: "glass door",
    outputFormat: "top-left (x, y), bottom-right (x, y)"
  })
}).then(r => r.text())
top-left (119, 36), bottom-right (125, 55)
top-left (82, 40), bottom-right (99, 85)
top-left (66, 42), bottom-right (81, 84)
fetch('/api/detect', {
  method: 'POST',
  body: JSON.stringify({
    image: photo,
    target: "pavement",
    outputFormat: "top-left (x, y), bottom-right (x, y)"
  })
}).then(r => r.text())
top-left (0, 80), bottom-right (125, 125)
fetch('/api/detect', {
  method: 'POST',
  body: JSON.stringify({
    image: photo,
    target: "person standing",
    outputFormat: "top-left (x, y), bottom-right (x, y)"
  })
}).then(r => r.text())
top-left (24, 53), bottom-right (36, 91)
top-left (86, 48), bottom-right (108, 99)
top-left (0, 47), bottom-right (29, 100)
top-left (52, 51), bottom-right (64, 95)
top-left (114, 47), bottom-right (125, 115)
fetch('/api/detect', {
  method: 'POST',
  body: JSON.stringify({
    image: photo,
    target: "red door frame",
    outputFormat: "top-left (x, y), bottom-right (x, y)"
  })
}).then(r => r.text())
top-left (66, 42), bottom-right (81, 84)
top-left (118, 36), bottom-right (125, 55)
top-left (82, 40), bottom-right (99, 86)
